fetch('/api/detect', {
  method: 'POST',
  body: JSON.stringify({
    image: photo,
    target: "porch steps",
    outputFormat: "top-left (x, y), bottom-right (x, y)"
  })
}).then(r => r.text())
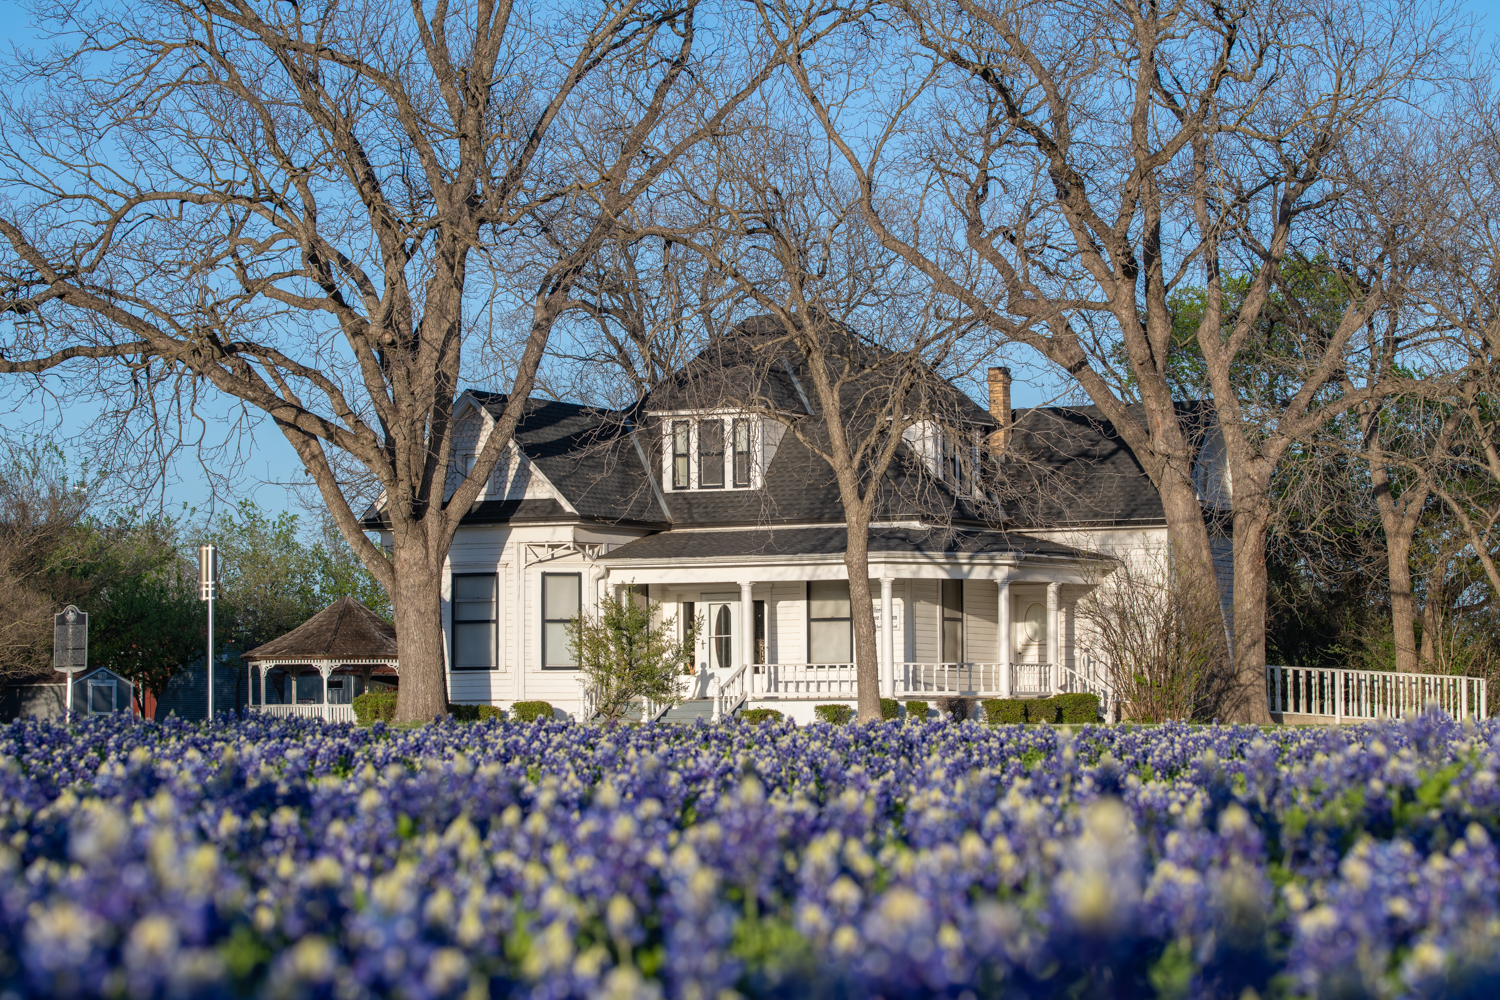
top-left (655, 699), bottom-right (718, 724)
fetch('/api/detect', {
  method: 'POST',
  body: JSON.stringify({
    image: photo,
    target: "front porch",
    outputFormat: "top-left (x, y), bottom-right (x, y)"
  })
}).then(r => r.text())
top-left (592, 531), bottom-right (1115, 721)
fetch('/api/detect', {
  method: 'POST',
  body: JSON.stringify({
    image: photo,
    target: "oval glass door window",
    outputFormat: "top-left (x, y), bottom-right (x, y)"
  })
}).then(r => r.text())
top-left (714, 604), bottom-right (733, 669)
top-left (1023, 602), bottom-right (1046, 644)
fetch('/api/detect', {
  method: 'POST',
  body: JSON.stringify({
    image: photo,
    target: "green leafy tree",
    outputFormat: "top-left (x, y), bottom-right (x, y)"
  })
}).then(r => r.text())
top-left (197, 501), bottom-right (390, 654)
top-left (569, 596), bottom-right (696, 724)
top-left (91, 572), bottom-right (201, 715)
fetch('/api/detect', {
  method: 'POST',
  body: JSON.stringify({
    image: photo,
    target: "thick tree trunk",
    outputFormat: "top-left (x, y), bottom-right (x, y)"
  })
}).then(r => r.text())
top-left (1384, 532), bottom-right (1420, 673)
top-left (390, 538), bottom-right (450, 723)
top-left (845, 515), bottom-right (882, 723)
top-left (1230, 504), bottom-right (1274, 724)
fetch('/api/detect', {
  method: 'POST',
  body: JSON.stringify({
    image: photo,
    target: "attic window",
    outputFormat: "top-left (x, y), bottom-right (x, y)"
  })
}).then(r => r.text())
top-left (662, 415), bottom-right (761, 491)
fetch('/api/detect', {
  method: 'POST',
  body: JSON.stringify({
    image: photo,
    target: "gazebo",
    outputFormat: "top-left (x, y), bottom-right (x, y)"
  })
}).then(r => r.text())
top-left (243, 596), bottom-right (398, 722)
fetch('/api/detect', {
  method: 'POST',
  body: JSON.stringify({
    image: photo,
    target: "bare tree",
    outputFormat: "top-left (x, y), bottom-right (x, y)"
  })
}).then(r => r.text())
top-left (0, 1), bottom-right (785, 720)
top-left (1075, 551), bottom-right (1228, 723)
top-left (633, 119), bottom-right (994, 721)
top-left (766, 0), bottom-right (1467, 721)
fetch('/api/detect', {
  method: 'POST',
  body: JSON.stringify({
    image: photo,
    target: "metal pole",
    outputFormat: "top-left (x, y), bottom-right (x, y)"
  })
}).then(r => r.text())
top-left (206, 593), bottom-right (214, 721)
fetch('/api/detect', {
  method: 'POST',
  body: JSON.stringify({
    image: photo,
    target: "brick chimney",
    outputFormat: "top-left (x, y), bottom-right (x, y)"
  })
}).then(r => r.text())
top-left (986, 366), bottom-right (1011, 454)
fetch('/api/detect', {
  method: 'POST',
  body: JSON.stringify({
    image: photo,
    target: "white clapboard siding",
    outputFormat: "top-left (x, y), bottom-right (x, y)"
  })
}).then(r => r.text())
top-left (963, 579), bottom-right (999, 662)
top-left (909, 580), bottom-right (939, 663)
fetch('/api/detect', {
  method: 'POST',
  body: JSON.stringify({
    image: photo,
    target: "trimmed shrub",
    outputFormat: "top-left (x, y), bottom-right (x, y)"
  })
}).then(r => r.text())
top-left (739, 708), bottom-right (785, 725)
top-left (352, 691), bottom-right (397, 726)
top-left (982, 698), bottom-right (1028, 725)
top-left (512, 700), bottom-right (555, 723)
top-left (1027, 698), bottom-right (1060, 724)
top-left (448, 703), bottom-right (506, 722)
top-left (1054, 693), bottom-right (1102, 724)
top-left (879, 698), bottom-right (900, 721)
top-left (905, 699), bottom-right (929, 720)
top-left (814, 704), bottom-right (854, 725)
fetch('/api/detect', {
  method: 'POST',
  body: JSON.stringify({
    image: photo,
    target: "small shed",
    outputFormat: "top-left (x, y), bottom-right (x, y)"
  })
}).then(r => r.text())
top-left (0, 667), bottom-right (138, 722)
top-left (243, 596), bottom-right (398, 722)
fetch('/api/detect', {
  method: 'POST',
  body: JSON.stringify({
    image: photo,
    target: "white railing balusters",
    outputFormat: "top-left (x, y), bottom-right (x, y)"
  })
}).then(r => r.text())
top-left (1265, 665), bottom-right (1487, 721)
top-left (251, 703), bottom-right (356, 723)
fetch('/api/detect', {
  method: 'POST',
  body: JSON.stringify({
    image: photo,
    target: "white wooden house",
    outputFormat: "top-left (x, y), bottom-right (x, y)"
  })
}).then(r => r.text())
top-left (367, 319), bottom-right (1233, 722)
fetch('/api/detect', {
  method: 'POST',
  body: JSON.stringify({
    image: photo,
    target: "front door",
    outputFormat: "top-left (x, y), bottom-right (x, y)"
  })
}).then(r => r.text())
top-left (702, 594), bottom-right (738, 671)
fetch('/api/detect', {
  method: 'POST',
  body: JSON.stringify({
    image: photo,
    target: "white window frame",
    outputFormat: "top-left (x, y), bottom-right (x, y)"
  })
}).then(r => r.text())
top-left (87, 679), bottom-right (117, 715)
top-left (659, 414), bottom-right (762, 492)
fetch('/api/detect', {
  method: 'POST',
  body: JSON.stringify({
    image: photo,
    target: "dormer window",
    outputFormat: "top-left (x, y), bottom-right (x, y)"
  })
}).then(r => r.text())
top-left (661, 414), bottom-right (762, 491)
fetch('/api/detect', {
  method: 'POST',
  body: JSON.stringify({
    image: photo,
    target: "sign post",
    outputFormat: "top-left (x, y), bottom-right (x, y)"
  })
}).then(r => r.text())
top-left (199, 545), bottom-right (219, 720)
top-left (53, 605), bottom-right (88, 717)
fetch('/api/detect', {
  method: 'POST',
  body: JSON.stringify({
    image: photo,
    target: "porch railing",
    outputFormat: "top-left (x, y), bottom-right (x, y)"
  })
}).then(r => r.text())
top-left (894, 662), bottom-right (1056, 698)
top-left (252, 703), bottom-right (356, 723)
top-left (713, 662), bottom-right (750, 720)
top-left (751, 662), bottom-right (858, 698)
top-left (1267, 665), bottom-right (1488, 721)
top-left (1059, 653), bottom-right (1116, 720)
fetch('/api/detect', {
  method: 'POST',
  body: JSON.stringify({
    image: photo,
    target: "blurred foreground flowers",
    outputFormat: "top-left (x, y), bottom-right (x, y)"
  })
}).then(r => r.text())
top-left (1, 712), bottom-right (1499, 998)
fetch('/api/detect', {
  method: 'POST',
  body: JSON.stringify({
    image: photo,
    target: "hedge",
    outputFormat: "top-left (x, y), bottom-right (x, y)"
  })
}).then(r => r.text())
top-left (512, 701), bottom-right (555, 723)
top-left (814, 704), bottom-right (854, 725)
top-left (1054, 692), bottom-right (1102, 723)
top-left (739, 708), bottom-right (785, 725)
top-left (448, 703), bottom-right (506, 722)
top-left (879, 698), bottom-right (900, 721)
top-left (352, 691), bottom-right (397, 725)
top-left (905, 699), bottom-right (929, 720)
top-left (980, 694), bottom-right (1101, 725)
top-left (981, 698), bottom-right (1028, 724)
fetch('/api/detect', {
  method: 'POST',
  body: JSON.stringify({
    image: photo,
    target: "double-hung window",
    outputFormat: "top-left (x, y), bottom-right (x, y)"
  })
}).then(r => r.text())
top-left (672, 421), bottom-right (691, 489)
top-left (452, 573), bottom-right (498, 670)
top-left (808, 581), bottom-right (852, 663)
top-left (732, 418), bottom-right (752, 487)
top-left (88, 680), bottom-right (117, 714)
top-left (542, 572), bottom-right (581, 668)
top-left (941, 580), bottom-right (964, 663)
top-left (699, 420), bottom-right (725, 488)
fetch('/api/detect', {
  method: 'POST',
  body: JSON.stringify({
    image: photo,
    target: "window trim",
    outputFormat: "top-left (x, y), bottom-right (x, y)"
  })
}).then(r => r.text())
top-left (450, 572), bottom-right (499, 671)
top-left (541, 572), bottom-right (583, 670)
top-left (671, 420), bottom-right (691, 490)
top-left (806, 581), bottom-right (853, 664)
top-left (87, 679), bottom-right (117, 715)
top-left (941, 579), bottom-right (964, 664)
top-left (732, 417), bottom-right (752, 487)
top-left (698, 419), bottom-right (725, 488)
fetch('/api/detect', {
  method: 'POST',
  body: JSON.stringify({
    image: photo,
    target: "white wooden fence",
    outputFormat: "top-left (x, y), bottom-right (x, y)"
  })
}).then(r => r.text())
top-left (1266, 665), bottom-right (1488, 721)
top-left (252, 703), bottom-right (357, 723)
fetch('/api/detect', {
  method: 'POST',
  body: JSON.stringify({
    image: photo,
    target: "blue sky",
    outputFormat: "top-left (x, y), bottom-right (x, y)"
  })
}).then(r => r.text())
top-left (2, 1), bottom-right (1497, 521)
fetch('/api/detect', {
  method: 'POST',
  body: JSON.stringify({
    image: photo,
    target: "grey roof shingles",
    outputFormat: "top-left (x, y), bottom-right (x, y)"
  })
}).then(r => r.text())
top-left (243, 596), bottom-right (398, 662)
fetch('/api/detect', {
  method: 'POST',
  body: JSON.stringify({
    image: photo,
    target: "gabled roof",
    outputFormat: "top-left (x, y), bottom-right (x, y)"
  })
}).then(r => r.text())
top-left (243, 596), bottom-right (397, 662)
top-left (465, 394), bottom-right (667, 525)
top-left (1000, 403), bottom-right (1208, 526)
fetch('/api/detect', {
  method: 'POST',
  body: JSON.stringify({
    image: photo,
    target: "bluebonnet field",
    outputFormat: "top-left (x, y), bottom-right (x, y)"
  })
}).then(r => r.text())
top-left (1, 714), bottom-right (1498, 999)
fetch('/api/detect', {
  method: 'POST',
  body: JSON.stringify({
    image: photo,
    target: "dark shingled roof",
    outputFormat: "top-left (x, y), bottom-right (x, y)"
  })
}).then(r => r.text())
top-left (467, 395), bottom-right (667, 525)
top-left (1000, 404), bottom-right (1191, 527)
top-left (600, 525), bottom-right (1097, 561)
top-left (243, 597), bottom-right (398, 662)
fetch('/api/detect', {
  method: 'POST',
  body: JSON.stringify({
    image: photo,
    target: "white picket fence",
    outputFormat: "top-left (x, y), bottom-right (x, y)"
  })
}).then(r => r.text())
top-left (252, 703), bottom-right (357, 723)
top-left (1266, 665), bottom-right (1488, 721)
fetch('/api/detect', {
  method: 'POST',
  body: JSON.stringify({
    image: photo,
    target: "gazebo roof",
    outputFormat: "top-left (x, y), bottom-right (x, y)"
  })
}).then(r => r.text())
top-left (243, 596), bottom-right (397, 663)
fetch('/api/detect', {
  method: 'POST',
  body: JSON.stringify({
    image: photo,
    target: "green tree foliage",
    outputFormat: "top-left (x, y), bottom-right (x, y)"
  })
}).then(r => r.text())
top-left (90, 571), bottom-right (201, 715)
top-left (195, 501), bottom-right (390, 654)
top-left (569, 595), bottom-right (695, 724)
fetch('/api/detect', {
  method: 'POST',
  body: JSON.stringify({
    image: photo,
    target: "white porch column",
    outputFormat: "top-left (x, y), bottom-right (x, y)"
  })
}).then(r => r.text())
top-left (317, 662), bottom-right (333, 721)
top-left (880, 577), bottom-right (895, 697)
top-left (258, 663), bottom-right (271, 707)
top-left (740, 581), bottom-right (755, 669)
top-left (1047, 582), bottom-right (1061, 694)
top-left (997, 579), bottom-right (1011, 698)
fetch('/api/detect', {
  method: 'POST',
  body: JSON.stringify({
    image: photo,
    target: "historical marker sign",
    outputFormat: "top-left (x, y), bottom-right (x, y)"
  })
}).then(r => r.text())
top-left (53, 605), bottom-right (88, 672)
